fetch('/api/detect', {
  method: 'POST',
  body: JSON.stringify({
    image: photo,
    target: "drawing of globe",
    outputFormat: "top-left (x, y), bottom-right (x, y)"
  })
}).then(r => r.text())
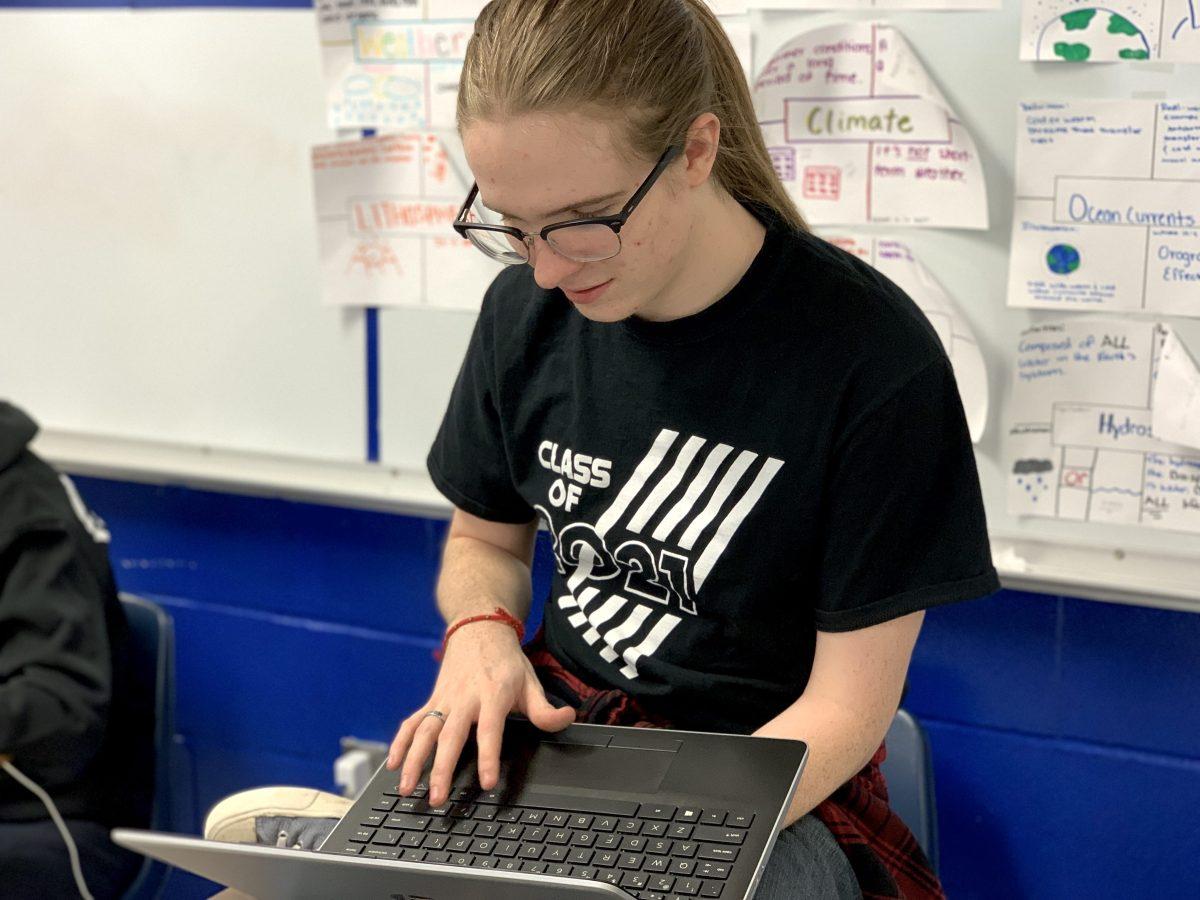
top-left (1046, 243), bottom-right (1081, 274)
top-left (1038, 8), bottom-right (1152, 61)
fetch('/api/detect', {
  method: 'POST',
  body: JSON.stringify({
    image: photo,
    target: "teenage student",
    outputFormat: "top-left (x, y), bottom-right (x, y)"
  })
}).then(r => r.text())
top-left (387, 1), bottom-right (998, 897)
top-left (0, 401), bottom-right (153, 898)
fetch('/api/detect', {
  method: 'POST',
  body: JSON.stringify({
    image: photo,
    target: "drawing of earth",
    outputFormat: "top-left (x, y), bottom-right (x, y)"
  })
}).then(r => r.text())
top-left (1038, 8), bottom-right (1152, 61)
top-left (1046, 243), bottom-right (1081, 274)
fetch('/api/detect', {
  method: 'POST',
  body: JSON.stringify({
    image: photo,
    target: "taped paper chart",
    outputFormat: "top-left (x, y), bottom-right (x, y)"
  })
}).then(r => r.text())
top-left (316, 0), bottom-right (487, 130)
top-left (1006, 319), bottom-right (1200, 535)
top-left (311, 132), bottom-right (501, 308)
top-left (821, 233), bottom-right (989, 441)
top-left (1019, 0), bottom-right (1200, 62)
top-left (753, 22), bottom-right (987, 228)
top-left (1007, 100), bottom-right (1200, 317)
top-left (755, 0), bottom-right (997, 8)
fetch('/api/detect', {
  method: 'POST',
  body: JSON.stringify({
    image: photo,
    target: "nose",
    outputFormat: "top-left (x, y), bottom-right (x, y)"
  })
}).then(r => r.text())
top-left (528, 237), bottom-right (584, 291)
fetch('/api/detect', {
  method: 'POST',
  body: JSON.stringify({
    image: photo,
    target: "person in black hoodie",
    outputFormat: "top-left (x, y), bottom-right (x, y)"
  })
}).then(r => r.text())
top-left (0, 401), bottom-right (152, 898)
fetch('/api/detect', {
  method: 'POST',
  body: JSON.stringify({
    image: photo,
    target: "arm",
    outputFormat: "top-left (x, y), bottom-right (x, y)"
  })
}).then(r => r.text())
top-left (753, 610), bottom-right (925, 827)
top-left (0, 527), bottom-right (111, 778)
top-left (387, 509), bottom-right (575, 807)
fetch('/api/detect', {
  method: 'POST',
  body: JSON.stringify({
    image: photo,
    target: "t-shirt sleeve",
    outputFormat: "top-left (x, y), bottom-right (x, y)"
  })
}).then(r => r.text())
top-left (426, 303), bottom-right (536, 524)
top-left (814, 355), bottom-right (999, 632)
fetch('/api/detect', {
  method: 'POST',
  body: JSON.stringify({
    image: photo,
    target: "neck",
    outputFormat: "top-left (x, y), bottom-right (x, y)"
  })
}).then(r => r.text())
top-left (636, 190), bottom-right (767, 323)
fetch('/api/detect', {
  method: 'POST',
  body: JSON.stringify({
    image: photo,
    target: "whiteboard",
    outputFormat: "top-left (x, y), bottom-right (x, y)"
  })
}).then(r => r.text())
top-left (2, 6), bottom-right (1199, 605)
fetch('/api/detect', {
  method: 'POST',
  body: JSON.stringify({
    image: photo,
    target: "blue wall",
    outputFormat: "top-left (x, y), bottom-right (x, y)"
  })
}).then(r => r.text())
top-left (75, 476), bottom-right (1200, 899)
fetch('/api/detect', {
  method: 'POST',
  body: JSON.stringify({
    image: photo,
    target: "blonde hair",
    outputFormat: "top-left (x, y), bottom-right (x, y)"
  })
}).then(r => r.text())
top-left (457, 0), bottom-right (807, 233)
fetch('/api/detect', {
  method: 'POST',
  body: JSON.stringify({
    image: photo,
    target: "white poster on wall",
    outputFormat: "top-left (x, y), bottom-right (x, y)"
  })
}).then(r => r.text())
top-left (311, 131), bottom-right (501, 309)
top-left (1019, 0), bottom-right (1200, 62)
top-left (753, 22), bottom-right (988, 228)
top-left (820, 233), bottom-right (989, 441)
top-left (315, 0), bottom-right (487, 130)
top-left (1007, 100), bottom-right (1200, 317)
top-left (753, 0), bottom-right (998, 8)
top-left (1005, 318), bottom-right (1200, 534)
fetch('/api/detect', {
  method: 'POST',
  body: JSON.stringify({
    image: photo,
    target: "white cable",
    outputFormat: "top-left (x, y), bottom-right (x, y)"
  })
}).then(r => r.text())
top-left (1, 759), bottom-right (95, 900)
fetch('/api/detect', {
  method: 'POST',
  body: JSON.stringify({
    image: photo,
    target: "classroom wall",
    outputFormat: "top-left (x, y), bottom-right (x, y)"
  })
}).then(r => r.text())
top-left (73, 475), bottom-right (1200, 900)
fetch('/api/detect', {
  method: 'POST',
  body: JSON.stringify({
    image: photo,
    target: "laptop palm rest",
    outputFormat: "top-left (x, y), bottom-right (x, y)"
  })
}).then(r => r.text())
top-left (520, 743), bottom-right (673, 794)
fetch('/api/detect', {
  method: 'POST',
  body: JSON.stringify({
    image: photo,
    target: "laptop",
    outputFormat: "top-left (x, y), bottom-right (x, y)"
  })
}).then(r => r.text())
top-left (114, 718), bottom-right (807, 899)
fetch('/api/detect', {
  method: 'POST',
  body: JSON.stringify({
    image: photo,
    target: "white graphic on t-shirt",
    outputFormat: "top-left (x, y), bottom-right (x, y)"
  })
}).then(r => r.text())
top-left (537, 428), bottom-right (784, 681)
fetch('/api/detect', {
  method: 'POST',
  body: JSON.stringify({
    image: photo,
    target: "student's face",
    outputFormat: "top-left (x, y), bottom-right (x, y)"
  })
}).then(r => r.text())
top-left (461, 112), bottom-right (693, 323)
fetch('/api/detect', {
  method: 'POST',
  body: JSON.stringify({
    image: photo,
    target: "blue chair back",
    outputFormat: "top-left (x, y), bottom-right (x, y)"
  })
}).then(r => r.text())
top-left (880, 708), bottom-right (939, 873)
top-left (118, 594), bottom-right (176, 900)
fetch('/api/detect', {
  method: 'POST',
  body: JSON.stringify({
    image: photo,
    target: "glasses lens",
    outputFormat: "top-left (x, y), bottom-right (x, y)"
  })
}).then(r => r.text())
top-left (461, 226), bottom-right (528, 265)
top-left (546, 223), bottom-right (621, 262)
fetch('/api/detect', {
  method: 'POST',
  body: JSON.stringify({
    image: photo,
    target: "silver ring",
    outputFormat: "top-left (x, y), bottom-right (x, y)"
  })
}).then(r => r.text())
top-left (423, 710), bottom-right (446, 722)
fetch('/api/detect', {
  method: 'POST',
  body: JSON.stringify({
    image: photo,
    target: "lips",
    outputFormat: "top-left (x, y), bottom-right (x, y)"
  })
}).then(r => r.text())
top-left (562, 279), bottom-right (613, 304)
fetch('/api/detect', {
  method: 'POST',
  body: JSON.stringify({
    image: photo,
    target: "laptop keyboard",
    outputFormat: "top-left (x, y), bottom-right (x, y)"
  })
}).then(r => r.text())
top-left (324, 781), bottom-right (755, 899)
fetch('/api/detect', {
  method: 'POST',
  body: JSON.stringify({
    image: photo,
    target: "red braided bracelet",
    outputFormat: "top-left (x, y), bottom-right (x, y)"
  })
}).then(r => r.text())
top-left (434, 607), bottom-right (525, 661)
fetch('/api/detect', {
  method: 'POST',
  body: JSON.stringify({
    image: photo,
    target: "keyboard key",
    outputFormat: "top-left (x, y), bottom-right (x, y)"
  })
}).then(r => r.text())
top-left (471, 806), bottom-right (498, 821)
top-left (593, 816), bottom-right (618, 832)
top-left (698, 845), bottom-right (739, 862)
top-left (494, 839), bottom-right (520, 858)
top-left (370, 798), bottom-right (396, 813)
top-left (333, 843), bottom-right (362, 855)
top-left (618, 853), bottom-right (644, 870)
top-left (370, 831), bottom-right (400, 847)
top-left (348, 828), bottom-right (375, 843)
top-left (642, 821), bottom-right (668, 837)
top-left (498, 824), bottom-right (524, 841)
top-left (726, 812), bottom-right (754, 828)
top-left (385, 813), bottom-right (429, 831)
top-left (647, 839), bottom-right (672, 855)
top-left (696, 861), bottom-right (730, 879)
top-left (359, 812), bottom-right (387, 827)
top-left (521, 862), bottom-right (548, 874)
top-left (596, 833), bottom-right (622, 849)
top-left (363, 847), bottom-right (400, 859)
top-left (570, 832), bottom-right (596, 846)
top-left (398, 832), bottom-right (424, 848)
top-left (598, 870), bottom-right (622, 885)
top-left (570, 814), bottom-right (594, 829)
top-left (675, 807), bottom-right (702, 823)
top-left (648, 874), bottom-right (676, 892)
top-left (474, 822), bottom-right (500, 838)
top-left (544, 845), bottom-right (569, 862)
top-left (472, 857), bottom-right (496, 869)
top-left (495, 859), bottom-right (521, 871)
top-left (450, 788), bottom-right (473, 801)
top-left (525, 826), bottom-right (548, 843)
top-left (670, 857), bottom-right (696, 875)
top-left (394, 797), bottom-right (428, 813)
top-left (639, 803), bottom-right (677, 821)
top-left (567, 847), bottom-right (594, 865)
top-left (521, 809), bottom-right (546, 825)
top-left (594, 849), bottom-right (620, 868)
top-left (546, 863), bottom-right (573, 877)
top-left (692, 826), bottom-right (746, 845)
top-left (496, 807), bottom-right (523, 823)
top-left (669, 823), bottom-right (694, 839)
top-left (448, 853), bottom-right (473, 867)
top-left (448, 802), bottom-right (476, 818)
top-left (424, 851), bottom-right (450, 864)
top-left (621, 871), bottom-right (649, 889)
top-left (547, 829), bottom-right (572, 845)
top-left (424, 834), bottom-right (449, 850)
top-left (450, 820), bottom-right (477, 836)
top-left (672, 841), bottom-right (698, 858)
top-left (447, 836), bottom-right (472, 853)
top-left (617, 818), bottom-right (642, 834)
top-left (642, 855), bottom-right (670, 872)
top-left (469, 839), bottom-right (495, 855)
top-left (700, 810), bottom-right (727, 826)
top-left (676, 877), bottom-right (703, 896)
top-left (518, 843), bottom-right (543, 860)
top-left (400, 848), bottom-right (427, 862)
top-left (621, 836), bottom-right (646, 852)
top-left (546, 812), bottom-right (571, 827)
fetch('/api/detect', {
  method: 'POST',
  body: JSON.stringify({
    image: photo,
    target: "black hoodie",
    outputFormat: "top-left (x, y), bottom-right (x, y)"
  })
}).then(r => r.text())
top-left (0, 402), bottom-right (152, 825)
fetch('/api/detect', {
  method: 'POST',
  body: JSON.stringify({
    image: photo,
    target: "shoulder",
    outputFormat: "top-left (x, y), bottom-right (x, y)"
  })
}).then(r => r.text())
top-left (0, 450), bottom-right (77, 546)
top-left (764, 229), bottom-right (952, 426)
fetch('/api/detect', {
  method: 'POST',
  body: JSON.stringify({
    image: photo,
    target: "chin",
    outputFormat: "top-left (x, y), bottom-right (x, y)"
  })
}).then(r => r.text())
top-left (571, 300), bottom-right (638, 324)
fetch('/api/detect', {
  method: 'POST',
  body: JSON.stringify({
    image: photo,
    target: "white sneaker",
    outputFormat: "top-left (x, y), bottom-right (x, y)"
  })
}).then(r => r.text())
top-left (203, 787), bottom-right (353, 850)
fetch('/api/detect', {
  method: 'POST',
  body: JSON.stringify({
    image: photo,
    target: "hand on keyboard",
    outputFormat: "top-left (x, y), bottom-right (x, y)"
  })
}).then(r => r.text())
top-left (385, 621), bottom-right (575, 808)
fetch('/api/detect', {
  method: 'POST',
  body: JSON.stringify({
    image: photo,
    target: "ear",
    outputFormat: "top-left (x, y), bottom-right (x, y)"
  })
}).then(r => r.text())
top-left (681, 112), bottom-right (721, 188)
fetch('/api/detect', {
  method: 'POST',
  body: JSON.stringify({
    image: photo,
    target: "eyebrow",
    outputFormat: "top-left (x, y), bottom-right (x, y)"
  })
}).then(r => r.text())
top-left (485, 190), bottom-right (626, 223)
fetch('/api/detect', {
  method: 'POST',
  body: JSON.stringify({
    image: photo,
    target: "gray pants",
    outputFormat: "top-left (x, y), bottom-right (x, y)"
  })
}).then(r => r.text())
top-left (754, 814), bottom-right (862, 899)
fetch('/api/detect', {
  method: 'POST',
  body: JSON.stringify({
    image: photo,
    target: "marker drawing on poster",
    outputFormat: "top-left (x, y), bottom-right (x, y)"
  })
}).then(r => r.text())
top-left (1006, 318), bottom-right (1200, 535)
top-left (753, 22), bottom-right (987, 228)
top-left (316, 0), bottom-right (488, 130)
top-left (1019, 0), bottom-right (1200, 62)
top-left (1007, 100), bottom-right (1200, 317)
top-left (821, 233), bottom-right (989, 441)
top-left (311, 131), bottom-right (501, 309)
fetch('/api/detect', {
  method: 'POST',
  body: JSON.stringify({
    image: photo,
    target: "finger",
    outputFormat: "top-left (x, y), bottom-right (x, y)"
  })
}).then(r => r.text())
top-left (399, 713), bottom-right (445, 794)
top-left (427, 711), bottom-right (473, 808)
top-left (474, 702), bottom-right (509, 792)
top-left (386, 715), bottom-right (421, 771)
top-left (520, 677), bottom-right (576, 732)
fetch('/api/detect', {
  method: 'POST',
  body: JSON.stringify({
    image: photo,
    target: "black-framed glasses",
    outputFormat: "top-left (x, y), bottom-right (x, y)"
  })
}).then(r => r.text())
top-left (452, 145), bottom-right (683, 265)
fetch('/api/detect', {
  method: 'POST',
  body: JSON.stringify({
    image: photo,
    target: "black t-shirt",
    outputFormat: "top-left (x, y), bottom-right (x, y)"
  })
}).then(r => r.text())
top-left (428, 207), bottom-right (999, 734)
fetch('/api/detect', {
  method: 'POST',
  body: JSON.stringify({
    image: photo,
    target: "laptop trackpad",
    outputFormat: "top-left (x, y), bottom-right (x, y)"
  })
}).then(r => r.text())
top-left (523, 744), bottom-right (673, 794)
